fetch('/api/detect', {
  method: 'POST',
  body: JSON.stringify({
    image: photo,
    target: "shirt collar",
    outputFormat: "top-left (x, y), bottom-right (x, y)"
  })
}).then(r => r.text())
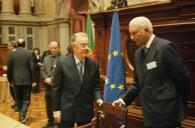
top-left (145, 34), bottom-right (155, 49)
top-left (74, 55), bottom-right (85, 65)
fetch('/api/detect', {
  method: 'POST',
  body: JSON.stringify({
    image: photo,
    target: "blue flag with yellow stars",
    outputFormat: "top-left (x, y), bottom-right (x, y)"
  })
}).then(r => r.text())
top-left (103, 11), bottom-right (126, 103)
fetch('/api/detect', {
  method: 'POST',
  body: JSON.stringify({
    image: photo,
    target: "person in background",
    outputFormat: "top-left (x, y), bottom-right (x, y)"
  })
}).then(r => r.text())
top-left (7, 41), bottom-right (17, 52)
top-left (112, 16), bottom-right (190, 128)
top-left (42, 45), bottom-right (51, 62)
top-left (41, 41), bottom-right (61, 128)
top-left (7, 39), bottom-right (36, 123)
top-left (0, 65), bottom-right (7, 75)
top-left (52, 32), bottom-right (103, 128)
top-left (32, 47), bottom-right (42, 94)
top-left (65, 45), bottom-right (73, 56)
top-left (7, 41), bottom-right (18, 111)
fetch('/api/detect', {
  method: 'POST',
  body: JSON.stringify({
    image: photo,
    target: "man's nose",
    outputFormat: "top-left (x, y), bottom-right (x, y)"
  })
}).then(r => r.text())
top-left (83, 45), bottom-right (89, 49)
top-left (130, 35), bottom-right (134, 40)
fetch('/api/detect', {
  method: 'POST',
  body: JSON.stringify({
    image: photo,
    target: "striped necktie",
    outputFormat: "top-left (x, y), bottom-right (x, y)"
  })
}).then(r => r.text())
top-left (78, 61), bottom-right (83, 82)
top-left (143, 47), bottom-right (148, 55)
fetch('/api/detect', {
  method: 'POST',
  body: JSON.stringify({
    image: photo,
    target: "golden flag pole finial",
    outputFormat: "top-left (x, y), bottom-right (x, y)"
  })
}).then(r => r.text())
top-left (88, 9), bottom-right (91, 14)
top-left (115, 6), bottom-right (119, 12)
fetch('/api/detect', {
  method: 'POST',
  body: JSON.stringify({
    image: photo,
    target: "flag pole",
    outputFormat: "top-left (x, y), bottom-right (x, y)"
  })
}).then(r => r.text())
top-left (88, 9), bottom-right (91, 14)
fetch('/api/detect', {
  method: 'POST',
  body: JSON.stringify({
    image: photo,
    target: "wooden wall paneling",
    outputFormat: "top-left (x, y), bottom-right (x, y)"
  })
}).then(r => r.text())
top-left (121, 29), bottom-right (134, 78)
top-left (0, 44), bottom-right (9, 66)
top-left (70, 14), bottom-right (86, 36)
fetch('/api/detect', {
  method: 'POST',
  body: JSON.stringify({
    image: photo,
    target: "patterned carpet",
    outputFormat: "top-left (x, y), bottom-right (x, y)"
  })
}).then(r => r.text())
top-left (0, 88), bottom-right (47, 128)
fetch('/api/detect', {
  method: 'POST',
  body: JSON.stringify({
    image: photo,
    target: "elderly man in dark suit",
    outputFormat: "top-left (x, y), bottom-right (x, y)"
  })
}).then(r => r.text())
top-left (112, 16), bottom-right (190, 128)
top-left (52, 32), bottom-right (103, 128)
top-left (41, 41), bottom-right (61, 128)
top-left (7, 39), bottom-right (36, 123)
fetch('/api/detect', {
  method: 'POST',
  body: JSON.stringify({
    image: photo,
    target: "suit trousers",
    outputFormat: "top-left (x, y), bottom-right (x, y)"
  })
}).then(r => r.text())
top-left (10, 85), bottom-right (16, 101)
top-left (45, 85), bottom-right (54, 123)
top-left (15, 85), bottom-right (32, 118)
top-left (32, 69), bottom-right (40, 93)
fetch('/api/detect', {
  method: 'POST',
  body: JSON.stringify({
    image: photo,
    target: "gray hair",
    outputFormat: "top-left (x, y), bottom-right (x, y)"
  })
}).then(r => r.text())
top-left (70, 32), bottom-right (89, 44)
top-left (17, 38), bottom-right (25, 47)
top-left (129, 16), bottom-right (153, 32)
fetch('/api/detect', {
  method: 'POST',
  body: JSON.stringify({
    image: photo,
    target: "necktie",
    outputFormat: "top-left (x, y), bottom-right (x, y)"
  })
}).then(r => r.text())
top-left (141, 47), bottom-right (148, 57)
top-left (143, 47), bottom-right (148, 55)
top-left (78, 61), bottom-right (83, 82)
top-left (51, 56), bottom-right (56, 71)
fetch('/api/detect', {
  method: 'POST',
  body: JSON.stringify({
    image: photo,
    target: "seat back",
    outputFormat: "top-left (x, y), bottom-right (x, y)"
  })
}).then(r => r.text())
top-left (96, 103), bottom-right (127, 128)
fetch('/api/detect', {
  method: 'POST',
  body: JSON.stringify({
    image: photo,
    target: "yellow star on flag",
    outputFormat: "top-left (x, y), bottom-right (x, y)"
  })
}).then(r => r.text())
top-left (112, 50), bottom-right (119, 56)
top-left (118, 84), bottom-right (124, 91)
top-left (105, 78), bottom-right (109, 84)
top-left (109, 84), bottom-right (115, 90)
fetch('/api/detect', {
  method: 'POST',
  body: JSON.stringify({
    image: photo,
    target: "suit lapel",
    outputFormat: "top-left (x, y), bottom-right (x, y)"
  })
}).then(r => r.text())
top-left (142, 37), bottom-right (158, 81)
top-left (136, 37), bottom-right (158, 86)
top-left (46, 55), bottom-right (52, 74)
top-left (145, 37), bottom-right (157, 63)
top-left (66, 55), bottom-right (82, 85)
top-left (82, 57), bottom-right (90, 84)
top-left (136, 47), bottom-right (146, 85)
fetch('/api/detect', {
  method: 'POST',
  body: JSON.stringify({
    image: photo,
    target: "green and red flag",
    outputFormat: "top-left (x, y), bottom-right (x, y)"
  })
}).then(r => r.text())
top-left (86, 13), bottom-right (96, 58)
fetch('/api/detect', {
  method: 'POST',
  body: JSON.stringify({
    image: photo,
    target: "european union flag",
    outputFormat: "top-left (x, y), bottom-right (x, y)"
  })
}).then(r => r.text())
top-left (103, 11), bottom-right (126, 103)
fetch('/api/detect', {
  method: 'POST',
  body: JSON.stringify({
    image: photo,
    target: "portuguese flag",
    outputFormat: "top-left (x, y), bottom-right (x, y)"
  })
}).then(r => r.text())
top-left (86, 13), bottom-right (96, 58)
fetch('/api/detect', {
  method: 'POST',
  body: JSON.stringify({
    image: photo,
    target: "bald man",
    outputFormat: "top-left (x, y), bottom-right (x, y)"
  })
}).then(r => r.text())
top-left (7, 39), bottom-right (36, 123)
top-left (41, 41), bottom-right (61, 128)
top-left (112, 17), bottom-right (190, 128)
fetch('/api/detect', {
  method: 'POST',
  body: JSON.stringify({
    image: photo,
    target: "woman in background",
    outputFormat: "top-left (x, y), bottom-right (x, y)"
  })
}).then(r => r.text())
top-left (32, 48), bottom-right (42, 93)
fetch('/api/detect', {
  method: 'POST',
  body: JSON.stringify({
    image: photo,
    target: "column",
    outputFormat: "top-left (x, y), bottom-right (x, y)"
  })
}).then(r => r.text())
top-left (19, 0), bottom-right (31, 15)
top-left (59, 23), bottom-right (69, 53)
top-left (34, 0), bottom-right (43, 15)
top-left (102, 0), bottom-right (111, 10)
top-left (55, 0), bottom-right (68, 18)
top-left (1, 0), bottom-right (14, 14)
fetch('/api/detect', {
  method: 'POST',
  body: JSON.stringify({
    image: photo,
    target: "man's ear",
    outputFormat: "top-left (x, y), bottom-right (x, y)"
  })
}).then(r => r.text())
top-left (144, 28), bottom-right (150, 33)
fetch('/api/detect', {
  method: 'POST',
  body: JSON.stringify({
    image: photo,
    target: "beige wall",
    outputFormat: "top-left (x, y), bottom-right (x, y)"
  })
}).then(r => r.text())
top-left (42, 0), bottom-right (56, 20)
top-left (0, 0), bottom-right (70, 54)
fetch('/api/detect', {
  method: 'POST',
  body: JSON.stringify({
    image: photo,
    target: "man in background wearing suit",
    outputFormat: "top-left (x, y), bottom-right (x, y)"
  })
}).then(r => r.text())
top-left (112, 17), bottom-right (190, 128)
top-left (7, 39), bottom-right (36, 123)
top-left (41, 41), bottom-right (61, 128)
top-left (52, 32), bottom-right (103, 128)
top-left (7, 41), bottom-right (18, 111)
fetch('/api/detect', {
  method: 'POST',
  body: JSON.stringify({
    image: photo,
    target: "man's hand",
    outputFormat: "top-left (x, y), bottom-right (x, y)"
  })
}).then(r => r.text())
top-left (112, 99), bottom-right (125, 108)
top-left (32, 82), bottom-right (36, 87)
top-left (53, 112), bottom-right (61, 123)
top-left (45, 78), bottom-right (53, 85)
top-left (96, 99), bottom-right (103, 106)
top-left (9, 82), bottom-right (14, 87)
top-left (37, 62), bottom-right (43, 66)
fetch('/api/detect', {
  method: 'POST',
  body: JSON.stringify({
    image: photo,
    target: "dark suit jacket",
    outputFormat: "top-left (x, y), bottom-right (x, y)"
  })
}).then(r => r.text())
top-left (41, 54), bottom-right (58, 81)
top-left (52, 55), bottom-right (102, 122)
top-left (122, 36), bottom-right (189, 127)
top-left (32, 54), bottom-right (42, 71)
top-left (7, 47), bottom-right (35, 85)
